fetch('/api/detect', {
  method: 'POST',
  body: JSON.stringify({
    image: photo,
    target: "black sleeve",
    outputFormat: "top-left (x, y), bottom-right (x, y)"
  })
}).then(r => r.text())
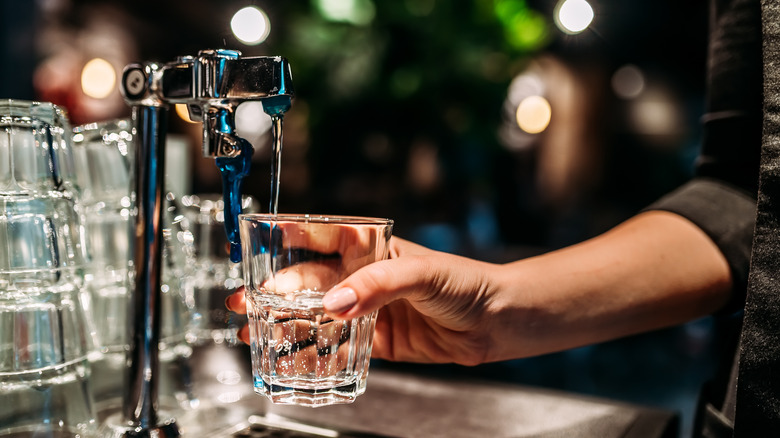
top-left (646, 178), bottom-right (755, 308)
top-left (644, 0), bottom-right (761, 306)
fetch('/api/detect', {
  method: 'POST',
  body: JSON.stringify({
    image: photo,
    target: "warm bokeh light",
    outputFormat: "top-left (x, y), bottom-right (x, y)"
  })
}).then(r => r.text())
top-left (554, 0), bottom-right (594, 35)
top-left (612, 65), bottom-right (645, 99)
top-left (80, 58), bottom-right (116, 99)
top-left (175, 104), bottom-right (198, 123)
top-left (231, 6), bottom-right (271, 45)
top-left (516, 95), bottom-right (552, 134)
top-left (629, 89), bottom-right (683, 138)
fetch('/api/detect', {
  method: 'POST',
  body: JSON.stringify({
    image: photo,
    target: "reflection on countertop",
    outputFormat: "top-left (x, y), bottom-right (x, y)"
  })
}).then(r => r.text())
top-left (89, 343), bottom-right (678, 438)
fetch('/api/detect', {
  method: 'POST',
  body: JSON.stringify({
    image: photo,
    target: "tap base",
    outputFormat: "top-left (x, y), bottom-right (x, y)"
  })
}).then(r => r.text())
top-left (99, 413), bottom-right (181, 438)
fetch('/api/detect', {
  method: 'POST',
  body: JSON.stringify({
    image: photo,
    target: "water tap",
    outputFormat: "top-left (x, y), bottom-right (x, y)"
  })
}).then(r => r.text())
top-left (112, 49), bottom-right (293, 437)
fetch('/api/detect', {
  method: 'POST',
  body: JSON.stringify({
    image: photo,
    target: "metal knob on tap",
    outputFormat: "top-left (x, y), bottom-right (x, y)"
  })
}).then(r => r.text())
top-left (104, 49), bottom-right (293, 437)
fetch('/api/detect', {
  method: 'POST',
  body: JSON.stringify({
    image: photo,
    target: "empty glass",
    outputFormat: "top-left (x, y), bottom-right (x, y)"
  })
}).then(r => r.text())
top-left (0, 99), bottom-right (98, 436)
top-left (179, 194), bottom-right (256, 346)
top-left (239, 214), bottom-right (393, 407)
top-left (72, 118), bottom-right (196, 415)
top-left (72, 119), bottom-right (134, 358)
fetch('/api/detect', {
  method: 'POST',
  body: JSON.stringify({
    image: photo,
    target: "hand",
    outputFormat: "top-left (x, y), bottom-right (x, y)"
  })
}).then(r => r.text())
top-left (227, 236), bottom-right (504, 366)
top-left (319, 237), bottom-right (503, 366)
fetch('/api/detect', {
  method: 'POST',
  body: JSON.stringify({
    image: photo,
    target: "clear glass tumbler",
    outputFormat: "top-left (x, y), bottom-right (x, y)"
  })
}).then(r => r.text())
top-left (0, 99), bottom-right (98, 436)
top-left (239, 214), bottom-right (393, 407)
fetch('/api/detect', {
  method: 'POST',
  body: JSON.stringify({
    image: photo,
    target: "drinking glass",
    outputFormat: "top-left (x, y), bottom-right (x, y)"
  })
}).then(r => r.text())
top-left (0, 99), bottom-right (98, 436)
top-left (239, 214), bottom-right (393, 407)
top-left (179, 194), bottom-right (256, 346)
top-left (72, 119), bottom-right (134, 358)
top-left (72, 119), bottom-right (197, 414)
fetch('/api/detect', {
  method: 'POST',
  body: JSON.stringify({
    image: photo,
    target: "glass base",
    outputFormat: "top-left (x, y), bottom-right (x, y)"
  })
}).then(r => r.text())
top-left (0, 426), bottom-right (94, 438)
top-left (254, 376), bottom-right (360, 407)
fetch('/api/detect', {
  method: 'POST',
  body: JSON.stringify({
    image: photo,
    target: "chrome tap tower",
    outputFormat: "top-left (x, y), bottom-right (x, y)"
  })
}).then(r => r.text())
top-left (116, 49), bottom-right (293, 437)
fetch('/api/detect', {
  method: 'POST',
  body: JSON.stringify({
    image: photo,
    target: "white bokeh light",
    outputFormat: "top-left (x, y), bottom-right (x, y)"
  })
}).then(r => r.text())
top-left (231, 6), bottom-right (271, 45)
top-left (555, 0), bottom-right (594, 35)
top-left (235, 101), bottom-right (273, 154)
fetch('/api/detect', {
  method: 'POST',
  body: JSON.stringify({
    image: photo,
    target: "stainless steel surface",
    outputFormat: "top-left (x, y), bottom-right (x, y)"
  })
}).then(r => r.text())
top-left (123, 104), bottom-right (170, 433)
top-left (117, 49), bottom-right (293, 437)
top-left (164, 344), bottom-right (678, 438)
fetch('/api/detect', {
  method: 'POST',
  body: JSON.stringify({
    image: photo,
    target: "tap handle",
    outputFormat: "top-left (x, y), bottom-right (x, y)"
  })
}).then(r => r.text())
top-left (121, 62), bottom-right (163, 106)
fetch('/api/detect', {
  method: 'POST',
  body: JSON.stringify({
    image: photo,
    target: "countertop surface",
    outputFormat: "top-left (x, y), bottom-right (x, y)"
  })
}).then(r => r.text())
top-left (94, 343), bottom-right (678, 438)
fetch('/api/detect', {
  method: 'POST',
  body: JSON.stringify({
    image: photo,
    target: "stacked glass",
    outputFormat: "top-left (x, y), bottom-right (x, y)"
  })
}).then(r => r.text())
top-left (0, 100), bottom-right (98, 437)
top-left (72, 119), bottom-right (195, 414)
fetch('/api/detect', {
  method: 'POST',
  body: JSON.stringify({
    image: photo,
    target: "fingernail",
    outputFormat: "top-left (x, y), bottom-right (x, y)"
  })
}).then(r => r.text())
top-left (323, 287), bottom-right (358, 314)
top-left (224, 296), bottom-right (234, 311)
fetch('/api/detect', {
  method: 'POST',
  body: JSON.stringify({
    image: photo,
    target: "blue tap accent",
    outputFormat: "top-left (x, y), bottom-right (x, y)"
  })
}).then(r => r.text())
top-left (216, 138), bottom-right (254, 262)
top-left (217, 108), bottom-right (233, 134)
top-left (262, 95), bottom-right (292, 116)
top-left (278, 59), bottom-right (289, 96)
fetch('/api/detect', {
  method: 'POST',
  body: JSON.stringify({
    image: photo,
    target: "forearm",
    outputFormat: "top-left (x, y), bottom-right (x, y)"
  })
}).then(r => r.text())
top-left (488, 210), bottom-right (733, 361)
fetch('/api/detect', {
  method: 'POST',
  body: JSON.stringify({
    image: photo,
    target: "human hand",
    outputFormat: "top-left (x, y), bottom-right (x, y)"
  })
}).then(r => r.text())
top-left (319, 237), bottom-right (503, 366)
top-left (227, 236), bottom-right (504, 366)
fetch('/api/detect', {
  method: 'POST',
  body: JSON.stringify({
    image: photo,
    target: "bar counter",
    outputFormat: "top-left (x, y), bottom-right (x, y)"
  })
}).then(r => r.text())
top-left (92, 343), bottom-right (678, 437)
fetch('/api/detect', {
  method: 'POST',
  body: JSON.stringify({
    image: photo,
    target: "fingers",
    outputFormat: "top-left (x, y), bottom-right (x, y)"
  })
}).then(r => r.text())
top-left (225, 286), bottom-right (248, 314)
top-left (323, 254), bottom-right (430, 319)
top-left (321, 237), bottom-right (437, 318)
top-left (238, 322), bottom-right (250, 344)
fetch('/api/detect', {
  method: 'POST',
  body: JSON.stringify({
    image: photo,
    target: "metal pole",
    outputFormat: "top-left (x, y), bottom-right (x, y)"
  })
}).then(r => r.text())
top-left (121, 105), bottom-right (179, 437)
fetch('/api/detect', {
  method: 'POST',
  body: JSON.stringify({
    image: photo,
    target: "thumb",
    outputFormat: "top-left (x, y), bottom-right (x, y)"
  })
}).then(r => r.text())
top-left (322, 255), bottom-right (430, 319)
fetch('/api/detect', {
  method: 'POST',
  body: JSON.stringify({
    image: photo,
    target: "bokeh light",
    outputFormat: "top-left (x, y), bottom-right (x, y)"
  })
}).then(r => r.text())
top-left (628, 88), bottom-right (684, 139)
top-left (516, 95), bottom-right (552, 134)
top-left (231, 6), bottom-right (271, 45)
top-left (315, 0), bottom-right (375, 25)
top-left (494, 0), bottom-right (550, 51)
top-left (235, 101), bottom-right (273, 153)
top-left (611, 65), bottom-right (646, 99)
top-left (554, 0), bottom-right (594, 35)
top-left (80, 58), bottom-right (116, 99)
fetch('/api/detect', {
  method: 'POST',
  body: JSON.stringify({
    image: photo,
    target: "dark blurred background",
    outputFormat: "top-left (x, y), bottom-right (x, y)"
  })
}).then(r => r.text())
top-left (1, 0), bottom-right (720, 435)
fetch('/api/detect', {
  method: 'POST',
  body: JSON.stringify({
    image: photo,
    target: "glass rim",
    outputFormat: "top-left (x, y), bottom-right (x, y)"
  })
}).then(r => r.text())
top-left (0, 99), bottom-right (70, 128)
top-left (72, 117), bottom-right (131, 134)
top-left (239, 213), bottom-right (393, 226)
top-left (0, 98), bottom-right (67, 115)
